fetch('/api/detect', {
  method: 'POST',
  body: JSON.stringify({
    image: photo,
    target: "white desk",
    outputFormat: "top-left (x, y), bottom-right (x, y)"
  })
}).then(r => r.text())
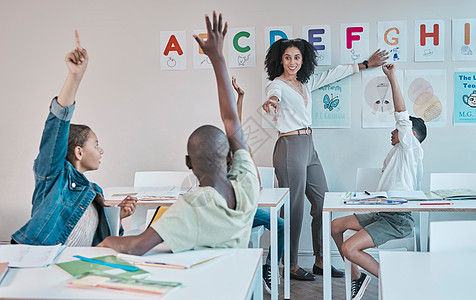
top-left (322, 192), bottom-right (476, 300)
top-left (379, 251), bottom-right (475, 300)
top-left (0, 246), bottom-right (263, 300)
top-left (104, 187), bottom-right (291, 300)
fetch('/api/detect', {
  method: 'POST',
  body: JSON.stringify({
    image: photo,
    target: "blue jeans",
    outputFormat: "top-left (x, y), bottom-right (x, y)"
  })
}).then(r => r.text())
top-left (252, 208), bottom-right (284, 266)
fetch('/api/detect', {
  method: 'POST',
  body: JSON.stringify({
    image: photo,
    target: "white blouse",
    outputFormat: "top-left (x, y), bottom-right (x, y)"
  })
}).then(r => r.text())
top-left (266, 64), bottom-right (358, 133)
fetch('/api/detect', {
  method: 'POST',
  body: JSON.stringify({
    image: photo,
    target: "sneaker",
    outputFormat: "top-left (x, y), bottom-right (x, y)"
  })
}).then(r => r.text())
top-left (351, 273), bottom-right (371, 300)
top-left (262, 264), bottom-right (272, 294)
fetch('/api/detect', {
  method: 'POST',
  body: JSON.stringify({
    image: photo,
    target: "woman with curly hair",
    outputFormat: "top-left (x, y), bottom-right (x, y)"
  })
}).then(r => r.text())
top-left (263, 38), bottom-right (387, 281)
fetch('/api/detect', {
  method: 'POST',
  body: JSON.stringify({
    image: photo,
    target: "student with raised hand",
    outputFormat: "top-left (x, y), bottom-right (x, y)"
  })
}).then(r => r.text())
top-left (11, 32), bottom-right (136, 246)
top-left (331, 63), bottom-right (426, 300)
top-left (98, 12), bottom-right (259, 255)
top-left (232, 76), bottom-right (284, 294)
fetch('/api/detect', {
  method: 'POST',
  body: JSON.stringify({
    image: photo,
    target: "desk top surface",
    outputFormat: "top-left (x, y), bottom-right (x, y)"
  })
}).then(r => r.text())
top-left (323, 192), bottom-right (476, 212)
top-left (104, 187), bottom-right (289, 208)
top-left (0, 246), bottom-right (262, 300)
top-left (379, 251), bottom-right (475, 300)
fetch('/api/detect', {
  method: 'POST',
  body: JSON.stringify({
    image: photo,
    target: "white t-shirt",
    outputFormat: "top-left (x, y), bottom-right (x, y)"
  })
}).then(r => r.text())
top-left (266, 64), bottom-right (358, 133)
top-left (377, 111), bottom-right (424, 191)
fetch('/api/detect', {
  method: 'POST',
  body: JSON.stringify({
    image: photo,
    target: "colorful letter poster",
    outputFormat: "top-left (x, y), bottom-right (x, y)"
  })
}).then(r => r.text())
top-left (160, 31), bottom-right (186, 71)
top-left (415, 20), bottom-right (445, 62)
top-left (302, 25), bottom-right (331, 66)
top-left (452, 19), bottom-right (476, 61)
top-left (192, 30), bottom-right (212, 69)
top-left (228, 27), bottom-right (256, 68)
top-left (361, 69), bottom-right (404, 128)
top-left (311, 76), bottom-right (351, 128)
top-left (378, 21), bottom-right (408, 62)
top-left (265, 26), bottom-right (293, 52)
top-left (261, 72), bottom-right (277, 129)
top-left (340, 23), bottom-right (369, 65)
top-left (454, 70), bottom-right (476, 126)
top-left (404, 69), bottom-right (447, 127)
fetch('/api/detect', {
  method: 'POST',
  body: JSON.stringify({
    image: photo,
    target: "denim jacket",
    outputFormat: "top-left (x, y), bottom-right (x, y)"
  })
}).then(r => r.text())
top-left (12, 98), bottom-right (113, 245)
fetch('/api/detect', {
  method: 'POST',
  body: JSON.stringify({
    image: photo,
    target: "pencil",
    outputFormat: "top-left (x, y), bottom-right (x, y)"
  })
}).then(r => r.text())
top-left (419, 202), bottom-right (454, 205)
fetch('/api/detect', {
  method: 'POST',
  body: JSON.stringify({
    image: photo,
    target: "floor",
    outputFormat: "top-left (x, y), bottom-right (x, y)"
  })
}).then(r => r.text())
top-left (263, 267), bottom-right (378, 300)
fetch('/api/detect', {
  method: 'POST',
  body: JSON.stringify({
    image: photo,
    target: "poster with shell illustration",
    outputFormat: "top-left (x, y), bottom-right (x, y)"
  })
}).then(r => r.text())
top-left (454, 70), bottom-right (476, 126)
top-left (404, 69), bottom-right (447, 127)
top-left (361, 69), bottom-right (404, 128)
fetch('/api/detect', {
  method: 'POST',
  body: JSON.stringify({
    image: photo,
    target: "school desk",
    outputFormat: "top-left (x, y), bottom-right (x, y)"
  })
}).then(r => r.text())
top-left (104, 187), bottom-right (291, 300)
top-left (0, 246), bottom-right (263, 300)
top-left (379, 251), bottom-right (474, 300)
top-left (321, 192), bottom-right (476, 300)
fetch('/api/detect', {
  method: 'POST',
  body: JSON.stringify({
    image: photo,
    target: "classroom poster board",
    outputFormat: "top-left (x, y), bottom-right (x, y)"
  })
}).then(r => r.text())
top-left (454, 70), bottom-right (476, 126)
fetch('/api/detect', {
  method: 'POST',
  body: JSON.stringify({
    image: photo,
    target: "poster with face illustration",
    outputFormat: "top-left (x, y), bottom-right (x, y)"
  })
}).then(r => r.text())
top-left (404, 69), bottom-right (447, 127)
top-left (311, 77), bottom-right (351, 128)
top-left (361, 69), bottom-right (403, 128)
top-left (454, 70), bottom-right (476, 126)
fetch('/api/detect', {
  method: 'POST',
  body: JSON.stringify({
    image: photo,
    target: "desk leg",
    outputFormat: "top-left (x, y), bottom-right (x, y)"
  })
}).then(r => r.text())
top-left (252, 253), bottom-right (263, 300)
top-left (270, 206), bottom-right (278, 300)
top-left (420, 212), bottom-right (429, 252)
top-left (323, 211), bottom-right (332, 300)
top-left (284, 193), bottom-right (290, 300)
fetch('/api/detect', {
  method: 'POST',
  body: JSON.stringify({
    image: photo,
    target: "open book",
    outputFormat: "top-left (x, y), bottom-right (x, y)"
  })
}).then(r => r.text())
top-left (350, 190), bottom-right (427, 200)
top-left (430, 189), bottom-right (476, 200)
top-left (118, 249), bottom-right (229, 269)
top-left (0, 244), bottom-right (65, 268)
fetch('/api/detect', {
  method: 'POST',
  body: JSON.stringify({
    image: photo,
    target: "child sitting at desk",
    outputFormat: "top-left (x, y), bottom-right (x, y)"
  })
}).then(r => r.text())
top-left (11, 32), bottom-right (136, 246)
top-left (331, 64), bottom-right (427, 300)
top-left (98, 11), bottom-right (260, 255)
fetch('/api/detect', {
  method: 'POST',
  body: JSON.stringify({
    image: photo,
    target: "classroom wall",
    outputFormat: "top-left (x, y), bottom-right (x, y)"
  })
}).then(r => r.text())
top-left (1, 1), bottom-right (475, 262)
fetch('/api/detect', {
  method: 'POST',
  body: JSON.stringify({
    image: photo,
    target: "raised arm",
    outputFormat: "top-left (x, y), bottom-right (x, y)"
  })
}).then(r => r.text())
top-left (194, 12), bottom-right (247, 152)
top-left (57, 30), bottom-right (88, 107)
top-left (382, 64), bottom-right (405, 112)
top-left (231, 76), bottom-right (244, 123)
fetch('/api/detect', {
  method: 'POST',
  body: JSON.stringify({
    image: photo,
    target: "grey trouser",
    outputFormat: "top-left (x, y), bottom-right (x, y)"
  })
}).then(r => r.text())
top-left (273, 133), bottom-right (328, 265)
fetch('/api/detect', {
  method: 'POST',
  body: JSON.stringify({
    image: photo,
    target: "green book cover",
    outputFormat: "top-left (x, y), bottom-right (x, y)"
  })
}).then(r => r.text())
top-left (56, 255), bottom-right (148, 280)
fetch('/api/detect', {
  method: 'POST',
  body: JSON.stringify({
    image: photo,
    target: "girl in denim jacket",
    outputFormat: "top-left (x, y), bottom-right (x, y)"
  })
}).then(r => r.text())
top-left (11, 32), bottom-right (136, 246)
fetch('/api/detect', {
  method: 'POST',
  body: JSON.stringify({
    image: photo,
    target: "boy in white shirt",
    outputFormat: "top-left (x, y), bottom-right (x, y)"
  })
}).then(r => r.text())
top-left (331, 64), bottom-right (427, 300)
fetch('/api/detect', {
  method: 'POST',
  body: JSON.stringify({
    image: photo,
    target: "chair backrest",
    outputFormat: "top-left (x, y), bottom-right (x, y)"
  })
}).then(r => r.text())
top-left (134, 171), bottom-right (198, 188)
top-left (430, 173), bottom-right (476, 190)
top-left (257, 167), bottom-right (275, 188)
top-left (430, 220), bottom-right (476, 252)
top-left (355, 167), bottom-right (382, 192)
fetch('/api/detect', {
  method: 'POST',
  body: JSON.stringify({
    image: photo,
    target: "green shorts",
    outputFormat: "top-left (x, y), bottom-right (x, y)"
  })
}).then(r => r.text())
top-left (355, 212), bottom-right (414, 247)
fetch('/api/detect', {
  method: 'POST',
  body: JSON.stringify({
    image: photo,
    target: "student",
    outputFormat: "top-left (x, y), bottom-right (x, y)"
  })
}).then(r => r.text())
top-left (262, 38), bottom-right (388, 281)
top-left (98, 11), bottom-right (259, 255)
top-left (331, 63), bottom-right (426, 300)
top-left (11, 32), bottom-right (136, 246)
top-left (232, 76), bottom-right (285, 294)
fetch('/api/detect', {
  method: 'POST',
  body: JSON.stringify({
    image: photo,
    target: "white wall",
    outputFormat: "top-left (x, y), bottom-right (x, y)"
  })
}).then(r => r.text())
top-left (1, 0), bottom-right (475, 261)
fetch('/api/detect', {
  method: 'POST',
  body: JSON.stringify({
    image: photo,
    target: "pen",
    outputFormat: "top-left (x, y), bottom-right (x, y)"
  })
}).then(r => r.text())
top-left (73, 255), bottom-right (139, 272)
top-left (133, 262), bottom-right (186, 269)
top-left (364, 191), bottom-right (371, 195)
top-left (419, 202), bottom-right (454, 205)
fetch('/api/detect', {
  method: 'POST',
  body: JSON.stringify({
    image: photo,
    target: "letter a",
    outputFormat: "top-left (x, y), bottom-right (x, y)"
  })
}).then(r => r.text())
top-left (164, 35), bottom-right (183, 56)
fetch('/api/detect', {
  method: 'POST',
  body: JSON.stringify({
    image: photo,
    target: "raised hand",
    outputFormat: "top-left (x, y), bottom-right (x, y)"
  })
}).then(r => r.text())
top-left (193, 11), bottom-right (227, 60)
top-left (367, 49), bottom-right (389, 68)
top-left (232, 76), bottom-right (244, 96)
top-left (65, 30), bottom-right (88, 77)
top-left (382, 63), bottom-right (395, 78)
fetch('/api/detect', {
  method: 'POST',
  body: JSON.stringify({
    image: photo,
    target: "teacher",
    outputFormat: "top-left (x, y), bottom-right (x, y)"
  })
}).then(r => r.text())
top-left (262, 38), bottom-right (387, 280)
